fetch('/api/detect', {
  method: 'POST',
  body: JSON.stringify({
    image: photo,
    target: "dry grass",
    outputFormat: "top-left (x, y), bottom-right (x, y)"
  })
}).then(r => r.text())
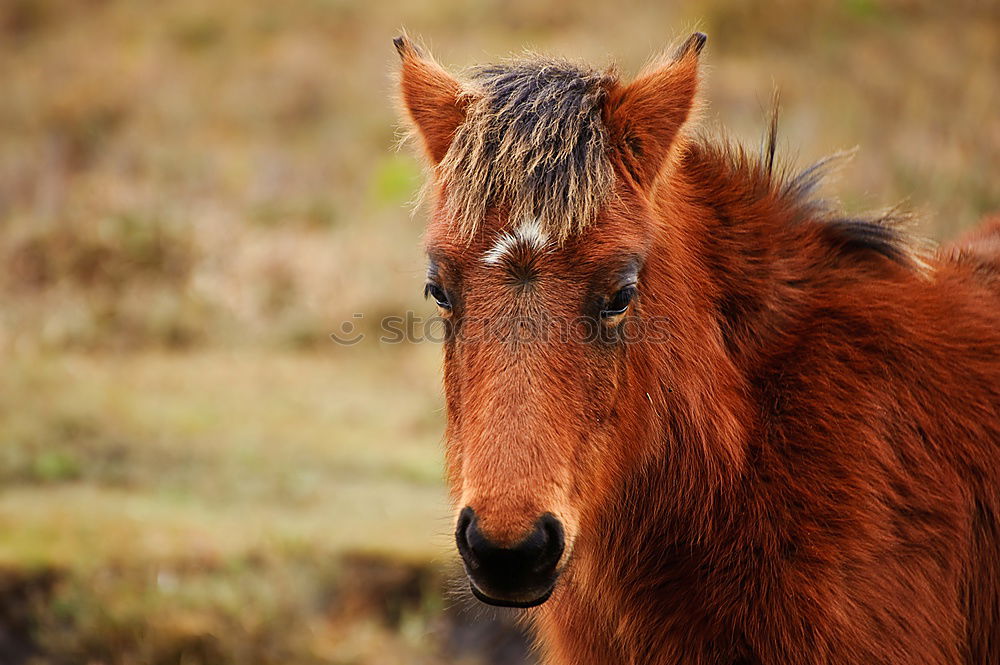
top-left (0, 348), bottom-right (469, 664)
top-left (0, 0), bottom-right (996, 662)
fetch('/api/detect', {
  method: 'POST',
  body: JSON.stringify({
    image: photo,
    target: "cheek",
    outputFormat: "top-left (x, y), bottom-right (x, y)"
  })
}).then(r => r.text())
top-left (441, 348), bottom-right (466, 494)
top-left (578, 346), bottom-right (627, 421)
top-left (442, 346), bottom-right (461, 419)
top-left (565, 347), bottom-right (632, 487)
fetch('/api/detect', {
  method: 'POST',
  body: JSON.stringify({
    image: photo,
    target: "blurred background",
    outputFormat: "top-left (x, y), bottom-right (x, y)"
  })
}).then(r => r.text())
top-left (0, 0), bottom-right (996, 663)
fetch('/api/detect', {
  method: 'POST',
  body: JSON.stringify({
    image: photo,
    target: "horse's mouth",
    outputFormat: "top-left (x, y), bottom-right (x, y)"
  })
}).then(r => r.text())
top-left (469, 580), bottom-right (554, 608)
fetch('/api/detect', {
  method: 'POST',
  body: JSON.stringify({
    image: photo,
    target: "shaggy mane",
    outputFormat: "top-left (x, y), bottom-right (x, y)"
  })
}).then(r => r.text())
top-left (689, 104), bottom-right (925, 270)
top-left (440, 58), bottom-right (616, 242)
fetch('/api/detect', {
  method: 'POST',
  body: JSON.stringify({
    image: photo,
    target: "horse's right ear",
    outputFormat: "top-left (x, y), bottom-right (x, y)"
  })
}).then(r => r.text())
top-left (394, 35), bottom-right (466, 164)
top-left (604, 32), bottom-right (706, 190)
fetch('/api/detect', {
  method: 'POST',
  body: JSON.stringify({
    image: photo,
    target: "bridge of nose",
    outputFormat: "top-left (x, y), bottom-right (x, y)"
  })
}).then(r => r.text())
top-left (467, 510), bottom-right (546, 553)
top-left (468, 511), bottom-right (537, 548)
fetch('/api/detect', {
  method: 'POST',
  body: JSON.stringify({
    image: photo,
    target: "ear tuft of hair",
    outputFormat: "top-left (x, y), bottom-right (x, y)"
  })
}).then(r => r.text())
top-left (393, 34), bottom-right (420, 60)
top-left (674, 32), bottom-right (708, 60)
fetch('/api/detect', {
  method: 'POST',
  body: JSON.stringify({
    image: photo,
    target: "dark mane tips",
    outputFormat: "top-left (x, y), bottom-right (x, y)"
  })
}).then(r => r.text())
top-left (439, 57), bottom-right (618, 241)
top-left (743, 104), bottom-right (922, 271)
top-left (785, 156), bottom-right (922, 270)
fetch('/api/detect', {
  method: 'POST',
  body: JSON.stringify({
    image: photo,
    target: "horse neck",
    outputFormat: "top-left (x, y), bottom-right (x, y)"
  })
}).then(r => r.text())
top-left (594, 144), bottom-right (825, 541)
top-left (662, 143), bottom-right (824, 369)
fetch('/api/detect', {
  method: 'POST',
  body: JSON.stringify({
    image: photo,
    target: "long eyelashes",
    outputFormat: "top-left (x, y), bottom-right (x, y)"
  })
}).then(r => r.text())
top-left (425, 282), bottom-right (452, 311)
top-left (601, 285), bottom-right (637, 324)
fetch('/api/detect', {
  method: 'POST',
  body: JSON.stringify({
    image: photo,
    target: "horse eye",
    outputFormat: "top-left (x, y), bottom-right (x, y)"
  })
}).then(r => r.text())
top-left (424, 283), bottom-right (451, 310)
top-left (601, 285), bottom-right (636, 319)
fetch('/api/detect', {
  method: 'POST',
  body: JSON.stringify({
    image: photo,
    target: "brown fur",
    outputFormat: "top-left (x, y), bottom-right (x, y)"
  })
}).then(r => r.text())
top-left (395, 34), bottom-right (1000, 664)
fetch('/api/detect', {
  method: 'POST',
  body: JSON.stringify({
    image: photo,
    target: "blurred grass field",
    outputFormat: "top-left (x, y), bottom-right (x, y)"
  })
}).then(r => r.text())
top-left (0, 0), bottom-right (997, 663)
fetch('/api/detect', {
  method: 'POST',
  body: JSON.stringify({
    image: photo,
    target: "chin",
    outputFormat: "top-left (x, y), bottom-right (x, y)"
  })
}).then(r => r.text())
top-left (469, 581), bottom-right (555, 608)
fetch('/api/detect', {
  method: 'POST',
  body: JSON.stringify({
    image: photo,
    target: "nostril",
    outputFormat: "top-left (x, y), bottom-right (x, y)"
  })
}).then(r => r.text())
top-left (534, 513), bottom-right (565, 571)
top-left (456, 508), bottom-right (565, 579)
top-left (455, 506), bottom-right (480, 569)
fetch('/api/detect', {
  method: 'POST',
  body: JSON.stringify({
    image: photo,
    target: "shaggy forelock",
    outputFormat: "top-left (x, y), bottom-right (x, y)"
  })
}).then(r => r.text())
top-left (440, 58), bottom-right (617, 242)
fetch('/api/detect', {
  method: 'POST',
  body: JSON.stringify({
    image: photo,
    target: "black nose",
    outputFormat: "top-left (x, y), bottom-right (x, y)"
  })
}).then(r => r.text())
top-left (455, 506), bottom-right (564, 608)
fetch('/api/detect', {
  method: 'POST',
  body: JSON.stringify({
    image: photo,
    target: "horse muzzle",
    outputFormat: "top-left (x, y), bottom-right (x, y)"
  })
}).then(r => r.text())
top-left (455, 506), bottom-right (564, 608)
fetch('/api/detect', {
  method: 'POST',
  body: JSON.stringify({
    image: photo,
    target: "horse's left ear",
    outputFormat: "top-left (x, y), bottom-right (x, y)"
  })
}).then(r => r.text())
top-left (604, 33), bottom-right (706, 189)
top-left (394, 34), bottom-right (466, 164)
